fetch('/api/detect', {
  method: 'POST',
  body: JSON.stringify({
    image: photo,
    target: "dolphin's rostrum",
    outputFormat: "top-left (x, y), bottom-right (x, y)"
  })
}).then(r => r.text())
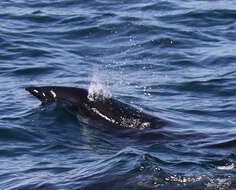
top-left (25, 86), bottom-right (166, 129)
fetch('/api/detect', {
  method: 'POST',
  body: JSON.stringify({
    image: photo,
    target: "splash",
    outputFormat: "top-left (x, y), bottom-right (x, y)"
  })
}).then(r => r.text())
top-left (88, 75), bottom-right (112, 101)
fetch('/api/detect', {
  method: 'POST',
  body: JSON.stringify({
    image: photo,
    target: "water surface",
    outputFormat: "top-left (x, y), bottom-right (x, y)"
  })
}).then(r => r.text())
top-left (1, 0), bottom-right (236, 189)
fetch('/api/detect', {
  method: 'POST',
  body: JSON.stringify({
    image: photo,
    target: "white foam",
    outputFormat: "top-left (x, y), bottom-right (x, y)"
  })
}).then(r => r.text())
top-left (217, 163), bottom-right (234, 170)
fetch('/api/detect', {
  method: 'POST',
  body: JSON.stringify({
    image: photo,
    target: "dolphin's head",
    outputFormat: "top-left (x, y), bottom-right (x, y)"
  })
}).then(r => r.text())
top-left (26, 86), bottom-right (89, 105)
top-left (25, 86), bottom-right (56, 103)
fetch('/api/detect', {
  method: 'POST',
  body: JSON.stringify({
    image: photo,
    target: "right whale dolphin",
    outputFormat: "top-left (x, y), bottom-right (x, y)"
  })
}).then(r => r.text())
top-left (25, 86), bottom-right (166, 130)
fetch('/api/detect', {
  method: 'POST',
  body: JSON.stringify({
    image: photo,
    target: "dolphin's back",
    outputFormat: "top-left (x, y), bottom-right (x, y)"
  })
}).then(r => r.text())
top-left (90, 97), bottom-right (160, 129)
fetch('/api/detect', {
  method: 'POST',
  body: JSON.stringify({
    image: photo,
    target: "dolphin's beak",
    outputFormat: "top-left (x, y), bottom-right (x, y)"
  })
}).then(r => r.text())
top-left (25, 87), bottom-right (42, 100)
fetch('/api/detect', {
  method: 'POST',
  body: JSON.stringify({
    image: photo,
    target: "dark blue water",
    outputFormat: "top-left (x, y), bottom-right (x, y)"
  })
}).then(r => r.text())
top-left (1, 0), bottom-right (236, 189)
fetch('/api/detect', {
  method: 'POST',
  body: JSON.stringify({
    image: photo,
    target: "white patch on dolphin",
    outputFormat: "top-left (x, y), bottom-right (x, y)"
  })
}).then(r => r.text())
top-left (50, 90), bottom-right (56, 98)
top-left (91, 107), bottom-right (116, 124)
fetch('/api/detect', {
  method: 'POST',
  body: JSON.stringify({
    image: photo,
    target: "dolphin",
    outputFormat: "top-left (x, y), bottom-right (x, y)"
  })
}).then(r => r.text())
top-left (25, 86), bottom-right (166, 130)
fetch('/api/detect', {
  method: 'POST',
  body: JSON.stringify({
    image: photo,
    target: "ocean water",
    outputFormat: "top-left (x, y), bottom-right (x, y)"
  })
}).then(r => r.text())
top-left (1, 0), bottom-right (236, 189)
